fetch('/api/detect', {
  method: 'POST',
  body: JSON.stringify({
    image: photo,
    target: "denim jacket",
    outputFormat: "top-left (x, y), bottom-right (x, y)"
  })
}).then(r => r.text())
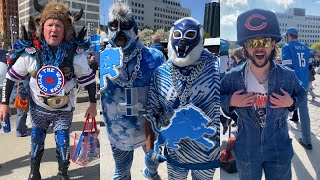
top-left (221, 60), bottom-right (306, 163)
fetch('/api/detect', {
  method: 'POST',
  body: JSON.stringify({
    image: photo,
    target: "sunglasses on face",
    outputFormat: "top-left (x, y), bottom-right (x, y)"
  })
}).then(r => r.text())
top-left (246, 38), bottom-right (272, 48)
top-left (108, 20), bottom-right (133, 31)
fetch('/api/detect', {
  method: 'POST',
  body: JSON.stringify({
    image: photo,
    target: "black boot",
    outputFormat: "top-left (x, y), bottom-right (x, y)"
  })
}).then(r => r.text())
top-left (28, 151), bottom-right (43, 180)
top-left (56, 151), bottom-right (70, 180)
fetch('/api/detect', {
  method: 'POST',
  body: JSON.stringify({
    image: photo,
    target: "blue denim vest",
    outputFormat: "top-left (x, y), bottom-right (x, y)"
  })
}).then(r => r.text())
top-left (221, 60), bottom-right (306, 163)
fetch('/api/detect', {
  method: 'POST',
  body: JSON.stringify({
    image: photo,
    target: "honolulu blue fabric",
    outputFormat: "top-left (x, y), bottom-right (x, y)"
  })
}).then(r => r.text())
top-left (150, 43), bottom-right (164, 52)
top-left (282, 40), bottom-right (310, 89)
top-left (100, 41), bottom-right (164, 151)
top-left (30, 127), bottom-right (46, 160)
top-left (55, 129), bottom-right (70, 163)
top-left (146, 50), bottom-right (220, 171)
top-left (220, 39), bottom-right (229, 56)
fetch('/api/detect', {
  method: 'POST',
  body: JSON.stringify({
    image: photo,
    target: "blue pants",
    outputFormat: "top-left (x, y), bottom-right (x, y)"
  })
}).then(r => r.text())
top-left (298, 95), bottom-right (312, 144)
top-left (16, 108), bottom-right (28, 136)
top-left (167, 163), bottom-right (215, 180)
top-left (111, 146), bottom-right (159, 180)
top-left (236, 159), bottom-right (291, 180)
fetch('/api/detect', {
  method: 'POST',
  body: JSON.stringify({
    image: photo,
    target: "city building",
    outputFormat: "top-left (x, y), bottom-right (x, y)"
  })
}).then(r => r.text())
top-left (276, 8), bottom-right (320, 46)
top-left (113, 0), bottom-right (191, 30)
top-left (0, 0), bottom-right (18, 49)
top-left (204, 0), bottom-right (220, 38)
top-left (18, 0), bottom-right (100, 38)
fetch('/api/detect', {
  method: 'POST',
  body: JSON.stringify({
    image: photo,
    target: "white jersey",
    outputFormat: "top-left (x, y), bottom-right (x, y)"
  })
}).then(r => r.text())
top-left (6, 52), bottom-right (95, 111)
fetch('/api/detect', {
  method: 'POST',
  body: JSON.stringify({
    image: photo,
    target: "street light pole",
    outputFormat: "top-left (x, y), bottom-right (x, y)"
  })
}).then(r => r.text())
top-left (10, 16), bottom-right (17, 49)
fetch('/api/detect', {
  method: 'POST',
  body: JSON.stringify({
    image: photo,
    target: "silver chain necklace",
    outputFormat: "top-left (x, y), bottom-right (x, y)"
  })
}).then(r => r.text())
top-left (169, 61), bottom-right (206, 106)
top-left (116, 48), bottom-right (142, 87)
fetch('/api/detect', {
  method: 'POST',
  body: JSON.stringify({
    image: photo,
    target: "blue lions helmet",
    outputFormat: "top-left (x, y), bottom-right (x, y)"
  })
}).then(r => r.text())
top-left (107, 3), bottom-right (138, 53)
top-left (168, 17), bottom-right (204, 67)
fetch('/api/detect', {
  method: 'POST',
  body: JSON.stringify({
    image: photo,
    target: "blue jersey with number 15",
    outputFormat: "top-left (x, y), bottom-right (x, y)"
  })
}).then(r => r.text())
top-left (282, 41), bottom-right (309, 89)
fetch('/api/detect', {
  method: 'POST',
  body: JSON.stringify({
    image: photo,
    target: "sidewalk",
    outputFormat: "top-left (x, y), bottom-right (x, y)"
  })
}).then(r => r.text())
top-left (220, 74), bottom-right (320, 180)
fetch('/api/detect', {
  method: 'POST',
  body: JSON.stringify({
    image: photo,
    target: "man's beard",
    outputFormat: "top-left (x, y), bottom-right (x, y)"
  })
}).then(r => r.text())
top-left (248, 50), bottom-right (274, 68)
top-left (249, 54), bottom-right (269, 68)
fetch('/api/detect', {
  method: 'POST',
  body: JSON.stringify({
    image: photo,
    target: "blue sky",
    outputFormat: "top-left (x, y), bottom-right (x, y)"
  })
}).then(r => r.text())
top-left (221, 0), bottom-right (320, 41)
top-left (100, 0), bottom-right (213, 26)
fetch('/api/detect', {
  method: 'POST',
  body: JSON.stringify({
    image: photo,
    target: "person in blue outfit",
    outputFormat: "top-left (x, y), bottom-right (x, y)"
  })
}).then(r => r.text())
top-left (0, 1), bottom-right (97, 180)
top-left (220, 38), bottom-right (230, 78)
top-left (145, 17), bottom-right (220, 180)
top-left (100, 3), bottom-right (165, 180)
top-left (221, 9), bottom-right (307, 180)
top-left (282, 27), bottom-right (313, 150)
top-left (12, 79), bottom-right (30, 137)
top-left (150, 34), bottom-right (167, 60)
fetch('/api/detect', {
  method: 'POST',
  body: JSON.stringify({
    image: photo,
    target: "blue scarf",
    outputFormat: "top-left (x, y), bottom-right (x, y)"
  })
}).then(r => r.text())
top-left (40, 39), bottom-right (73, 67)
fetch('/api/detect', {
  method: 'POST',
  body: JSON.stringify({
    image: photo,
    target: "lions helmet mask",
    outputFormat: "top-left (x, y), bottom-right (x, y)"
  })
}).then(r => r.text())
top-left (168, 17), bottom-right (204, 67)
top-left (107, 3), bottom-right (138, 53)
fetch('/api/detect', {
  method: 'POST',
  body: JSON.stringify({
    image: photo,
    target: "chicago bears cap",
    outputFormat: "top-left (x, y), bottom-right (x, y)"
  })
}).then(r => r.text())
top-left (236, 9), bottom-right (281, 46)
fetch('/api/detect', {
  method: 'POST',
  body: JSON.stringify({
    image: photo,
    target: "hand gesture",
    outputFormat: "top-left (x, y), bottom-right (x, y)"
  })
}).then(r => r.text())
top-left (230, 89), bottom-right (256, 107)
top-left (146, 149), bottom-right (166, 163)
top-left (0, 104), bottom-right (10, 122)
top-left (269, 88), bottom-right (294, 108)
top-left (84, 103), bottom-right (97, 118)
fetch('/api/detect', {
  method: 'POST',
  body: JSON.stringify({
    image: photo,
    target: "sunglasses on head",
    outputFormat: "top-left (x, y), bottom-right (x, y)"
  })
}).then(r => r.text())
top-left (246, 37), bottom-right (272, 48)
top-left (108, 20), bottom-right (133, 31)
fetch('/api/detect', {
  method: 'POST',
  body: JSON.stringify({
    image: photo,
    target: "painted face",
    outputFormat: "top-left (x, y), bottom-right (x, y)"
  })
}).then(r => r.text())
top-left (43, 19), bottom-right (65, 47)
top-left (170, 19), bottom-right (201, 58)
top-left (245, 37), bottom-right (275, 68)
top-left (107, 18), bottom-right (138, 53)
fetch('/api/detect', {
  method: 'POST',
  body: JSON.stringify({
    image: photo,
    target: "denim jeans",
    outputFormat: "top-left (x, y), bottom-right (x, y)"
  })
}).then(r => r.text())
top-left (298, 92), bottom-right (312, 144)
top-left (236, 159), bottom-right (291, 180)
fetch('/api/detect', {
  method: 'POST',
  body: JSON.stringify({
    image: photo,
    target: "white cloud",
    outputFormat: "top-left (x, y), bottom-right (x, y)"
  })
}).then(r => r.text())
top-left (220, 11), bottom-right (241, 27)
top-left (222, 0), bottom-right (248, 7)
top-left (265, 0), bottom-right (294, 8)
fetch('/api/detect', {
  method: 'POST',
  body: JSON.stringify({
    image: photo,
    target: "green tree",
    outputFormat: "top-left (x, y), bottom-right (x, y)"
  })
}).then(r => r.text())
top-left (310, 42), bottom-right (320, 51)
top-left (155, 29), bottom-right (170, 41)
top-left (204, 31), bottom-right (211, 38)
top-left (138, 28), bottom-right (154, 46)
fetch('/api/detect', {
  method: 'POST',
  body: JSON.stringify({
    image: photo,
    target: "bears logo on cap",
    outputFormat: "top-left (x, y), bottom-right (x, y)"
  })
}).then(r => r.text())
top-left (236, 9), bottom-right (281, 46)
top-left (245, 14), bottom-right (267, 31)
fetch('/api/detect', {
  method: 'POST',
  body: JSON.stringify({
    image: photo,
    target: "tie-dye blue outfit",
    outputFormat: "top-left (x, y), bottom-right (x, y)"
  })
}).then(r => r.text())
top-left (100, 42), bottom-right (164, 179)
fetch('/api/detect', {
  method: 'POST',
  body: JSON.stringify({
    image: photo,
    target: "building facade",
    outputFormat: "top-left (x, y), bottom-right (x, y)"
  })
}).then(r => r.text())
top-left (113, 0), bottom-right (191, 30)
top-left (204, 0), bottom-right (219, 38)
top-left (18, 0), bottom-right (100, 37)
top-left (276, 8), bottom-right (320, 46)
top-left (0, 0), bottom-right (18, 49)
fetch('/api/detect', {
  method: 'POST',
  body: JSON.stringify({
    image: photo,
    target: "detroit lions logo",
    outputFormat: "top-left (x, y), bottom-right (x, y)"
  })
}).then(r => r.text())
top-left (100, 48), bottom-right (123, 90)
top-left (146, 104), bottom-right (216, 152)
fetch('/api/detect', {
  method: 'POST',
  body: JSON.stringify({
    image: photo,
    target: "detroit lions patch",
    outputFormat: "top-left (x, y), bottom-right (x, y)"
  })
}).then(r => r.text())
top-left (146, 104), bottom-right (216, 152)
top-left (100, 48), bottom-right (123, 90)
